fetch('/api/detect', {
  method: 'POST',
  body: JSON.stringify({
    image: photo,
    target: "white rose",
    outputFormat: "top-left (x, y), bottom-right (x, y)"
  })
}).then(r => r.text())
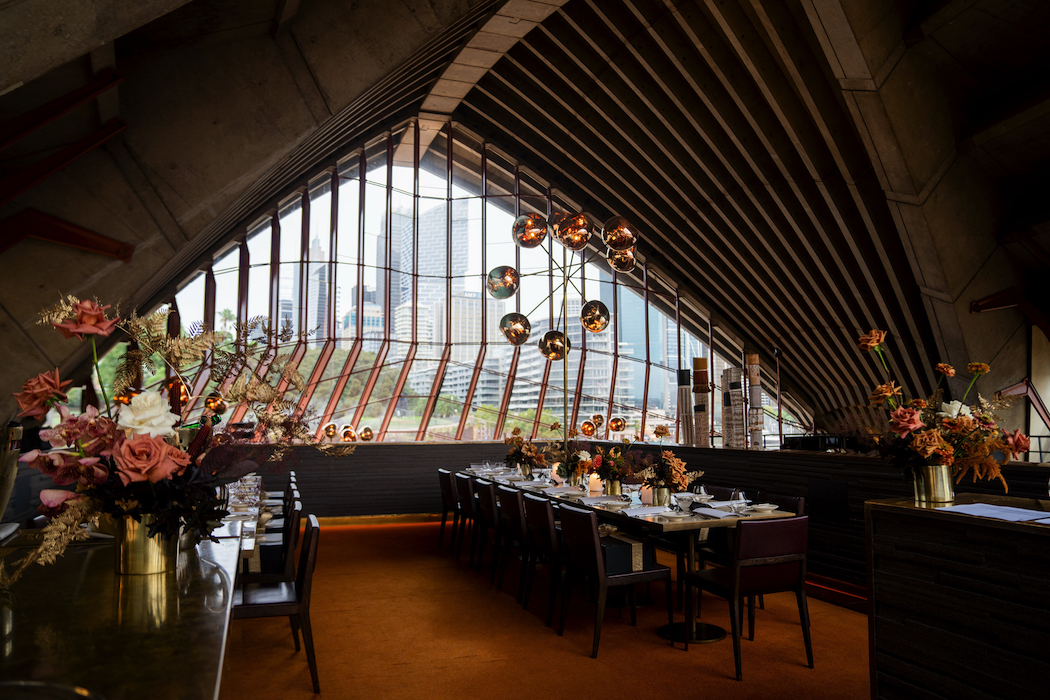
top-left (937, 400), bottom-right (971, 419)
top-left (117, 390), bottom-right (180, 437)
top-left (577, 451), bottom-right (590, 460)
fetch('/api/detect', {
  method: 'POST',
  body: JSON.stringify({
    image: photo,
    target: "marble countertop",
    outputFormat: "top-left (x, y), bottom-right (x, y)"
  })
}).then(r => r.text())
top-left (1, 537), bottom-right (240, 700)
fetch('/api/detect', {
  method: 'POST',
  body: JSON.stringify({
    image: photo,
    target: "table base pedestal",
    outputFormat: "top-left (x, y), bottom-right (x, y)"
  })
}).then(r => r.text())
top-left (656, 621), bottom-right (726, 644)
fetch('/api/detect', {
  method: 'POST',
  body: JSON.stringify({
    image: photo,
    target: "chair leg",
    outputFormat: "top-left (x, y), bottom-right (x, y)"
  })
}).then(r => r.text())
top-left (299, 610), bottom-right (321, 694)
top-left (758, 593), bottom-right (765, 610)
top-left (627, 584), bottom-right (637, 626)
top-left (492, 528), bottom-right (504, 585)
top-left (665, 576), bottom-right (674, 627)
top-left (676, 551), bottom-right (685, 610)
top-left (455, 515), bottom-right (468, 559)
top-left (558, 571), bottom-right (572, 637)
top-left (592, 585), bottom-right (608, 658)
top-left (546, 565), bottom-right (560, 628)
top-left (797, 589), bottom-right (814, 669)
top-left (747, 595), bottom-right (755, 641)
top-left (684, 580), bottom-right (693, 652)
top-left (729, 598), bottom-right (743, 681)
top-left (449, 512), bottom-right (459, 553)
top-left (438, 510), bottom-right (447, 546)
top-left (289, 615), bottom-right (301, 652)
top-left (516, 545), bottom-right (529, 603)
top-left (522, 551), bottom-right (535, 609)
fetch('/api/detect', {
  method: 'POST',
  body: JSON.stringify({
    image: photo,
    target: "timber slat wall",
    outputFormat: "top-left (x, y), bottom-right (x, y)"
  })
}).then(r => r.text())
top-left (867, 503), bottom-right (1050, 699)
top-left (261, 443), bottom-right (1048, 589)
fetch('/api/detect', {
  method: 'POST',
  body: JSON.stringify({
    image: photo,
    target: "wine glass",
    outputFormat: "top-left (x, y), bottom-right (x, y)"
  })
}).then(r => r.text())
top-left (622, 483), bottom-right (639, 505)
top-left (674, 492), bottom-right (694, 514)
top-left (730, 489), bottom-right (748, 514)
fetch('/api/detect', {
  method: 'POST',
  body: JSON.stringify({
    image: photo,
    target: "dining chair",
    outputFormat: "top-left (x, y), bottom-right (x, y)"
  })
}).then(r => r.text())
top-left (437, 468), bottom-right (459, 550)
top-left (248, 500), bottom-right (302, 584)
top-left (453, 472), bottom-right (478, 562)
top-left (557, 504), bottom-right (675, 658)
top-left (684, 515), bottom-right (813, 681)
top-left (234, 514), bottom-right (321, 694)
top-left (495, 485), bottom-right (529, 600)
top-left (522, 492), bottom-right (562, 626)
top-left (474, 479), bottom-right (501, 577)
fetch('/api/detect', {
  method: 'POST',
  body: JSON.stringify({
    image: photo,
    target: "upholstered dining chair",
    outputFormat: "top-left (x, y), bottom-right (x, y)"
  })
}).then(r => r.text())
top-left (234, 514), bottom-right (321, 694)
top-left (453, 472), bottom-right (477, 562)
top-left (437, 468), bottom-right (459, 550)
top-left (684, 515), bottom-right (813, 681)
top-left (522, 492), bottom-right (562, 627)
top-left (557, 504), bottom-right (675, 658)
top-left (495, 485), bottom-right (529, 600)
top-left (473, 479), bottom-right (501, 576)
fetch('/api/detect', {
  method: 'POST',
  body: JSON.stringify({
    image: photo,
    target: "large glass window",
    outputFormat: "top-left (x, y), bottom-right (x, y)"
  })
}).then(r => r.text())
top-left (136, 121), bottom-right (807, 445)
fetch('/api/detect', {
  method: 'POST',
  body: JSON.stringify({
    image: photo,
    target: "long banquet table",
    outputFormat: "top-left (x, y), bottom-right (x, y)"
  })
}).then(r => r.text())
top-left (0, 528), bottom-right (243, 699)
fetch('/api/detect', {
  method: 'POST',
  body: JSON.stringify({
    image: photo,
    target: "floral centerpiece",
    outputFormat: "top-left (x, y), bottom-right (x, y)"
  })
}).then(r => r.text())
top-left (504, 427), bottom-right (547, 476)
top-left (591, 441), bottom-right (634, 483)
top-left (857, 329), bottom-right (1029, 499)
top-left (1, 296), bottom-right (351, 588)
top-left (633, 449), bottom-right (702, 493)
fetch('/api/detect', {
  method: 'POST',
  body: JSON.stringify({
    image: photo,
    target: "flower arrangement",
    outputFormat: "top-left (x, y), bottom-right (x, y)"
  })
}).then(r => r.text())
top-left (591, 442), bottom-right (635, 483)
top-left (1, 295), bottom-right (351, 588)
top-left (504, 427), bottom-right (547, 470)
top-left (633, 449), bottom-right (702, 491)
top-left (858, 330), bottom-right (1029, 491)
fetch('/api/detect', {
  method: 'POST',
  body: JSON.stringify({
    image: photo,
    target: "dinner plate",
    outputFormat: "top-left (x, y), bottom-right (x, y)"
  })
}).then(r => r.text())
top-left (599, 501), bottom-right (629, 510)
top-left (662, 510), bottom-right (694, 519)
top-left (749, 503), bottom-right (777, 512)
top-left (224, 514), bottom-right (251, 521)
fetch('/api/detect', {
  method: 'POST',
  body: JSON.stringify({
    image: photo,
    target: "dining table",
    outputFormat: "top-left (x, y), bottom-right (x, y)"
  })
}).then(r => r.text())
top-left (462, 465), bottom-right (796, 644)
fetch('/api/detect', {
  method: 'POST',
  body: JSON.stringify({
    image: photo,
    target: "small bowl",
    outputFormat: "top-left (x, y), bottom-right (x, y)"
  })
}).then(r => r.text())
top-left (693, 494), bottom-right (714, 503)
top-left (749, 503), bottom-right (777, 513)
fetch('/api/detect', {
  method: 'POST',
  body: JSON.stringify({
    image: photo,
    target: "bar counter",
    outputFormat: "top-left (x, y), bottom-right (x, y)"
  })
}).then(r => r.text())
top-left (1, 536), bottom-right (240, 699)
top-left (866, 493), bottom-right (1050, 699)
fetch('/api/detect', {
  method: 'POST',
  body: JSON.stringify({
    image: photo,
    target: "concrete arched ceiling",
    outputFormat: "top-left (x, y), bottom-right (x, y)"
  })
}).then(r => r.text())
top-left (1, 0), bottom-right (1047, 427)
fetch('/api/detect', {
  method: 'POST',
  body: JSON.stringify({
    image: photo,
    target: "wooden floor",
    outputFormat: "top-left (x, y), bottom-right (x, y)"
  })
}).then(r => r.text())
top-left (220, 521), bottom-right (871, 699)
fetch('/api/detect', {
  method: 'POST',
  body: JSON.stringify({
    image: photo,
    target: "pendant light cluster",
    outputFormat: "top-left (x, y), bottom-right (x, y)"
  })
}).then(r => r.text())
top-left (487, 211), bottom-right (639, 436)
top-left (322, 422), bottom-right (374, 443)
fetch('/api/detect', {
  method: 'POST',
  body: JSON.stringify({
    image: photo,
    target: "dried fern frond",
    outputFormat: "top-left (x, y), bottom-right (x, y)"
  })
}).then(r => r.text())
top-left (36, 295), bottom-right (81, 325)
top-left (316, 444), bottom-right (357, 457)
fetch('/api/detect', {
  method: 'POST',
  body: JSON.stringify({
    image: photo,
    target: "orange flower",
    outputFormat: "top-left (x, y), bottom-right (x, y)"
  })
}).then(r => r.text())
top-left (868, 381), bottom-right (902, 406)
top-left (857, 330), bottom-right (886, 352)
top-left (13, 368), bottom-right (73, 420)
top-left (934, 445), bottom-right (955, 467)
top-left (910, 428), bottom-right (946, 458)
top-left (908, 399), bottom-right (928, 409)
top-left (653, 425), bottom-right (670, 438)
top-left (53, 299), bottom-right (120, 340)
top-left (967, 362), bottom-right (990, 375)
top-left (935, 363), bottom-right (955, 377)
top-left (549, 422), bottom-right (561, 432)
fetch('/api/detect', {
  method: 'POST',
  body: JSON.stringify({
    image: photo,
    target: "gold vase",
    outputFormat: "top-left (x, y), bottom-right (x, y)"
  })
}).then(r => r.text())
top-left (517, 462), bottom-right (533, 479)
top-left (116, 515), bottom-right (179, 575)
top-left (913, 464), bottom-right (954, 505)
top-left (566, 471), bottom-right (582, 487)
top-left (603, 480), bottom-right (622, 496)
top-left (652, 486), bottom-right (672, 507)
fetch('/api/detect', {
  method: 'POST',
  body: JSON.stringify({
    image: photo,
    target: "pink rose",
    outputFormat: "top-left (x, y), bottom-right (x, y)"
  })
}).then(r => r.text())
top-left (890, 407), bottom-right (925, 439)
top-left (112, 434), bottom-right (190, 486)
top-left (53, 300), bottom-right (120, 340)
top-left (13, 368), bottom-right (72, 420)
top-left (38, 489), bottom-right (86, 517)
top-left (1004, 429), bottom-right (1031, 458)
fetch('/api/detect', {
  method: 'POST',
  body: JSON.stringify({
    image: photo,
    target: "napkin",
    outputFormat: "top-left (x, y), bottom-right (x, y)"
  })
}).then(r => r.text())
top-left (702, 499), bottom-right (746, 508)
top-left (580, 495), bottom-right (624, 505)
top-left (692, 507), bottom-right (737, 519)
top-left (623, 505), bottom-right (670, 517)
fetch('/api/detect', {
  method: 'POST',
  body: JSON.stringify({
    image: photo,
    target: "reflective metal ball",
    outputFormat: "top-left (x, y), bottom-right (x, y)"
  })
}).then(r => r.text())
top-left (608, 247), bottom-right (636, 273)
top-left (603, 215), bottom-right (639, 251)
top-left (486, 265), bottom-right (520, 299)
top-left (538, 330), bottom-right (571, 361)
top-left (580, 299), bottom-right (610, 332)
top-left (499, 313), bottom-right (532, 346)
top-left (512, 213), bottom-right (549, 249)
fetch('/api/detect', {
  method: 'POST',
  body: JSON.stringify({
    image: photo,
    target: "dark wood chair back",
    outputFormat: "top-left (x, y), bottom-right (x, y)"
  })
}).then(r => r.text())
top-left (734, 516), bottom-right (808, 591)
top-left (475, 479), bottom-right (499, 529)
top-left (496, 485), bottom-right (527, 544)
top-left (295, 514), bottom-right (320, 608)
top-left (707, 485), bottom-right (735, 500)
top-left (755, 491), bottom-right (805, 516)
top-left (438, 468), bottom-right (458, 510)
top-left (557, 504), bottom-right (605, 584)
top-left (523, 492), bottom-right (558, 558)
top-left (281, 501), bottom-right (304, 579)
top-left (454, 472), bottom-right (476, 518)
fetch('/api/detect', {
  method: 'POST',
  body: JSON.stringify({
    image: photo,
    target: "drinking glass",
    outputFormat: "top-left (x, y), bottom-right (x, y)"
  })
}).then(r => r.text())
top-left (674, 493), bottom-right (694, 513)
top-left (730, 489), bottom-right (748, 514)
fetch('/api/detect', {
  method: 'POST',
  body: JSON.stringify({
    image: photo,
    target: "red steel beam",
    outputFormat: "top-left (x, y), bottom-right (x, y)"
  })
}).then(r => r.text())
top-left (0, 207), bottom-right (135, 261)
top-left (0, 68), bottom-right (123, 151)
top-left (0, 118), bottom-right (128, 207)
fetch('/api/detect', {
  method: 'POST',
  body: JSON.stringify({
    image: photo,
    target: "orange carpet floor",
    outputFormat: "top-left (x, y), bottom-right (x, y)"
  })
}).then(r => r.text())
top-left (220, 522), bottom-right (870, 699)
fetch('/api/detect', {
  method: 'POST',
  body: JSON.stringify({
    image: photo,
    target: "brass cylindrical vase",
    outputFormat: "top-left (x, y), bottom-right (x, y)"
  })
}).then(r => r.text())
top-left (913, 464), bottom-right (954, 505)
top-left (652, 486), bottom-right (673, 507)
top-left (603, 480), bottom-right (622, 496)
top-left (517, 462), bottom-right (533, 480)
top-left (0, 425), bottom-right (23, 520)
top-left (116, 515), bottom-right (179, 575)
